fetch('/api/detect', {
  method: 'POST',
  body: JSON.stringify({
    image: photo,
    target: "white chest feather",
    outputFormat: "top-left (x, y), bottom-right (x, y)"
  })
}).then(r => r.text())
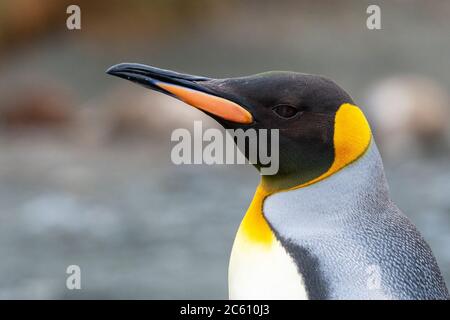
top-left (228, 229), bottom-right (308, 300)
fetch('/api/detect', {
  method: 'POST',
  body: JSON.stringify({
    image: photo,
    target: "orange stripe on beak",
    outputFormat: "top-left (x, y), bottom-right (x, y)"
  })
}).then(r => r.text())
top-left (156, 82), bottom-right (253, 124)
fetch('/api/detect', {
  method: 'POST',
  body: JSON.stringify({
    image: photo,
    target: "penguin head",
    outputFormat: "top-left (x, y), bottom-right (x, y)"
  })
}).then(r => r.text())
top-left (107, 64), bottom-right (372, 193)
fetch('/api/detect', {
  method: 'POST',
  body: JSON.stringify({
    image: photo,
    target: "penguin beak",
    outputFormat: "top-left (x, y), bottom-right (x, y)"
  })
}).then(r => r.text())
top-left (106, 63), bottom-right (253, 125)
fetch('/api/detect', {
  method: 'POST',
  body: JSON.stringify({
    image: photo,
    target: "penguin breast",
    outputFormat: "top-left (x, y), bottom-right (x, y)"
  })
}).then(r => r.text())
top-left (228, 226), bottom-right (308, 300)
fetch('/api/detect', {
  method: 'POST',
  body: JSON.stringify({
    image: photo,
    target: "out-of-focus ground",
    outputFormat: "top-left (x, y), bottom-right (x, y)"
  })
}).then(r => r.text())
top-left (0, 0), bottom-right (449, 298)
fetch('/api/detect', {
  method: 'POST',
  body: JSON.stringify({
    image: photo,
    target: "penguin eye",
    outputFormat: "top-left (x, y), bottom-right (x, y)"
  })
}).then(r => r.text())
top-left (272, 104), bottom-right (299, 119)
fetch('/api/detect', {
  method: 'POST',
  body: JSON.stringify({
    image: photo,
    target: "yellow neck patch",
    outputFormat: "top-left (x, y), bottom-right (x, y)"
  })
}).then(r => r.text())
top-left (238, 185), bottom-right (274, 246)
top-left (238, 103), bottom-right (372, 245)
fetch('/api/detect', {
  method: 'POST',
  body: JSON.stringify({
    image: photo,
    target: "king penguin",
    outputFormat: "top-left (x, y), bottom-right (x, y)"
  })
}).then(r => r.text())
top-left (106, 63), bottom-right (449, 300)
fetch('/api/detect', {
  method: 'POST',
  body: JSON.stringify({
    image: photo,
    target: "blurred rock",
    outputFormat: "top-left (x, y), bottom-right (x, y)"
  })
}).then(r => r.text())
top-left (0, 82), bottom-right (75, 131)
top-left (0, 0), bottom-right (215, 59)
top-left (0, 0), bottom-right (74, 60)
top-left (366, 75), bottom-right (450, 159)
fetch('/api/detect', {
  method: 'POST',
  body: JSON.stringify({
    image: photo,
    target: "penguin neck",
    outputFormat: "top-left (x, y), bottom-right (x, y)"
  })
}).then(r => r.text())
top-left (264, 140), bottom-right (392, 231)
top-left (238, 140), bottom-right (390, 246)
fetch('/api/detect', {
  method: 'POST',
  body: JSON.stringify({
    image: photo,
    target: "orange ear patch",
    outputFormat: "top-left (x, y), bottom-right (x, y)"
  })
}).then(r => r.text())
top-left (292, 103), bottom-right (372, 189)
top-left (156, 82), bottom-right (253, 124)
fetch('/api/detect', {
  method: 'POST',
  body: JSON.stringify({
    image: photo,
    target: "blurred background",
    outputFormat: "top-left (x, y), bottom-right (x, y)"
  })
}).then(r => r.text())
top-left (0, 0), bottom-right (449, 299)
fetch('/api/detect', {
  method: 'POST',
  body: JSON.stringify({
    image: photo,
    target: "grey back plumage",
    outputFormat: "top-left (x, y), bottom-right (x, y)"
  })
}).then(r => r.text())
top-left (264, 141), bottom-right (449, 299)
